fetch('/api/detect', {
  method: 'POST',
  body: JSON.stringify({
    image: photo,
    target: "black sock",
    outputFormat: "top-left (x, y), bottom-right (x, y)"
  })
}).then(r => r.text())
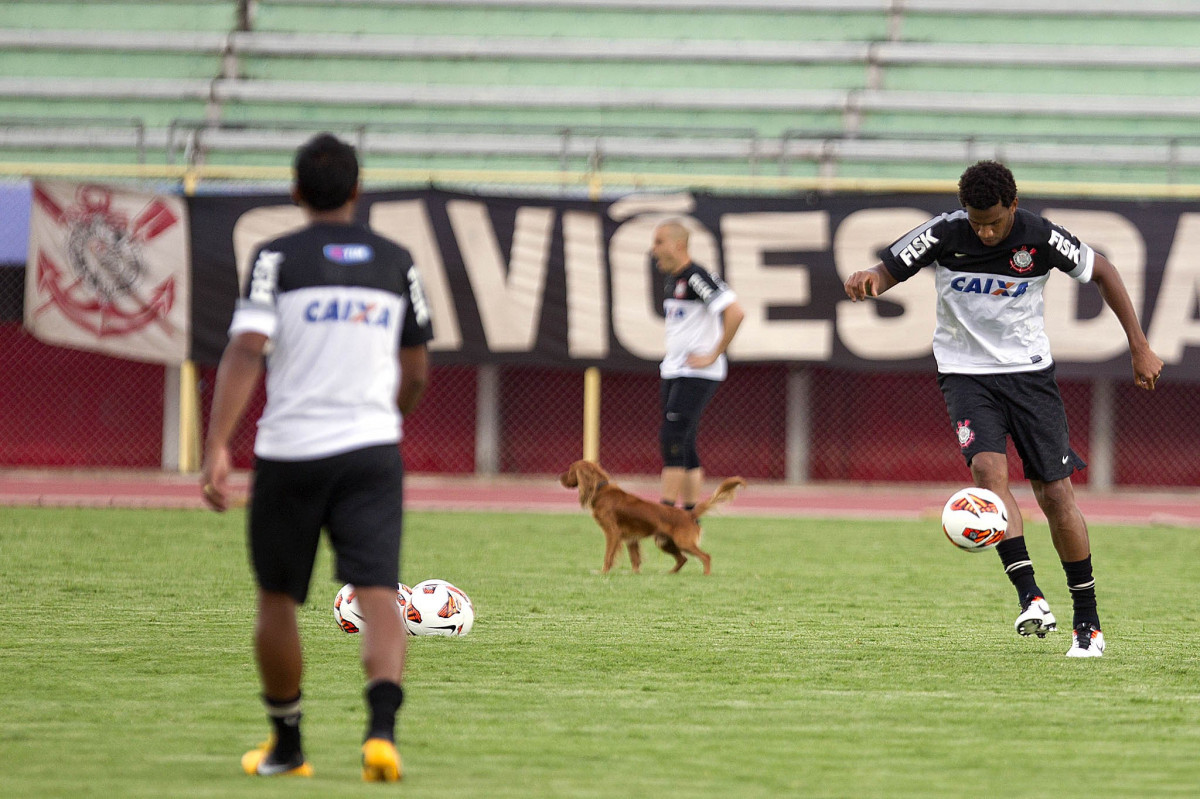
top-left (263, 693), bottom-right (303, 762)
top-left (1062, 556), bottom-right (1100, 629)
top-left (996, 538), bottom-right (1043, 607)
top-left (365, 680), bottom-right (404, 743)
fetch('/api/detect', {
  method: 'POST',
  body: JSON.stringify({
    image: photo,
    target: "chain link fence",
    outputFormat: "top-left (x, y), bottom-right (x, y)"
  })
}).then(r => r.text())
top-left (11, 311), bottom-right (1199, 490)
top-left (0, 323), bottom-right (167, 467)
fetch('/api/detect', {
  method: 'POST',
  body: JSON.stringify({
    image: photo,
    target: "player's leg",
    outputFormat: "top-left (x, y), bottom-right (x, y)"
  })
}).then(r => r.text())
top-left (254, 591), bottom-right (302, 703)
top-left (326, 444), bottom-right (407, 780)
top-left (1031, 477), bottom-right (1090, 561)
top-left (675, 378), bottom-right (719, 509)
top-left (682, 468), bottom-right (705, 510)
top-left (1007, 366), bottom-right (1103, 656)
top-left (968, 451), bottom-right (1023, 539)
top-left (660, 467), bottom-right (686, 507)
top-left (940, 373), bottom-right (1053, 636)
top-left (969, 451), bottom-right (1055, 636)
top-left (243, 457), bottom-right (327, 776)
top-left (659, 379), bottom-right (685, 506)
top-left (680, 424), bottom-right (702, 510)
top-left (244, 592), bottom-right (311, 776)
top-left (1030, 477), bottom-right (1102, 654)
top-left (356, 586), bottom-right (406, 780)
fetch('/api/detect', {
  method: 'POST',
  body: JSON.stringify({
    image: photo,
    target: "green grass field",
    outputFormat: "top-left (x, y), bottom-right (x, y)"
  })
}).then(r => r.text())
top-left (1, 505), bottom-right (1198, 798)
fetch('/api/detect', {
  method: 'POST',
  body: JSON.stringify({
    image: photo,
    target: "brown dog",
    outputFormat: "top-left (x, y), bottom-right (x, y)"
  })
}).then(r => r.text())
top-left (560, 460), bottom-right (745, 575)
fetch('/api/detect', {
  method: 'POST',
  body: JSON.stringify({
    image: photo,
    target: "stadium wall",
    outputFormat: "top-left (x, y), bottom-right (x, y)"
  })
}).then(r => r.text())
top-left (3, 327), bottom-right (1199, 487)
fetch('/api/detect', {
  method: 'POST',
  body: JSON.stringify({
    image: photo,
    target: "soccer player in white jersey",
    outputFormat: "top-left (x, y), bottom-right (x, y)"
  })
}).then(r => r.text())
top-left (652, 220), bottom-right (744, 511)
top-left (844, 161), bottom-right (1163, 658)
top-left (201, 133), bottom-right (432, 779)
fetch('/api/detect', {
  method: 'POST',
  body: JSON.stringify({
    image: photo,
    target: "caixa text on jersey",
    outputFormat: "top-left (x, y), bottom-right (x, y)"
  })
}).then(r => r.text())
top-left (303, 298), bottom-right (394, 327)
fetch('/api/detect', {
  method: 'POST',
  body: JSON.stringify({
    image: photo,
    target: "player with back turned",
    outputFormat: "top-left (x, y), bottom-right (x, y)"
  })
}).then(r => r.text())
top-left (201, 133), bottom-right (433, 779)
top-left (844, 160), bottom-right (1163, 658)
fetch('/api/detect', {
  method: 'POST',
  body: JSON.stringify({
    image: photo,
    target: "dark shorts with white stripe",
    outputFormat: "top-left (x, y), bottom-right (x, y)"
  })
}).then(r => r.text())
top-left (937, 364), bottom-right (1086, 483)
top-left (249, 443), bottom-right (404, 603)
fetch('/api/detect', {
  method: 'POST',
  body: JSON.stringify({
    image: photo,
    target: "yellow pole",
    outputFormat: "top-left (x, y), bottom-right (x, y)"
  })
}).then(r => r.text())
top-left (587, 170), bottom-right (603, 202)
top-left (182, 167), bottom-right (199, 197)
top-left (178, 359), bottom-right (202, 472)
top-left (178, 168), bottom-right (202, 472)
top-left (582, 367), bottom-right (600, 462)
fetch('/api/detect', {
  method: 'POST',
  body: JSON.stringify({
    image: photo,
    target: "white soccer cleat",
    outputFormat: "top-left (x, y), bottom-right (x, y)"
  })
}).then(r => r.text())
top-left (1014, 596), bottom-right (1057, 638)
top-left (1066, 623), bottom-right (1106, 658)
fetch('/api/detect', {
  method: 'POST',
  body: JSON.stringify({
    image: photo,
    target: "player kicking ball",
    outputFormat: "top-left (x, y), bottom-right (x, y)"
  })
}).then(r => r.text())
top-left (844, 160), bottom-right (1163, 657)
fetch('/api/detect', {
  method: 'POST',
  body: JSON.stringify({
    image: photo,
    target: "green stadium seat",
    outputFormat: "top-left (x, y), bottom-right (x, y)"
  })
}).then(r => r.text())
top-left (1, 0), bottom-right (1199, 184)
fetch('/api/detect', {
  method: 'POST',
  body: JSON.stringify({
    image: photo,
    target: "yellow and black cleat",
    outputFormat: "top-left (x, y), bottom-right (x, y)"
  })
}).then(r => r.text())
top-left (241, 741), bottom-right (313, 777)
top-left (361, 737), bottom-right (402, 782)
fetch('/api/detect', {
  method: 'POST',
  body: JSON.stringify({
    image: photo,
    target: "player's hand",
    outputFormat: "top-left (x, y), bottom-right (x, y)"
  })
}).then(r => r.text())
top-left (1132, 345), bottom-right (1164, 391)
top-left (686, 351), bottom-right (719, 369)
top-left (844, 270), bottom-right (880, 301)
top-left (200, 445), bottom-right (232, 512)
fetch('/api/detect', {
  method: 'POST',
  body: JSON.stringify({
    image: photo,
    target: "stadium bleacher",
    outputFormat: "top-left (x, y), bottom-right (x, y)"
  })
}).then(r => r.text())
top-left (1, 0), bottom-right (1199, 184)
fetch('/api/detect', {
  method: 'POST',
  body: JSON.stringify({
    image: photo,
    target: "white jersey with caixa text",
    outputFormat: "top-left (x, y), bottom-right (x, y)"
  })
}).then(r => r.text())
top-left (229, 222), bottom-right (434, 460)
top-left (880, 207), bottom-right (1095, 375)
top-left (661, 263), bottom-right (737, 381)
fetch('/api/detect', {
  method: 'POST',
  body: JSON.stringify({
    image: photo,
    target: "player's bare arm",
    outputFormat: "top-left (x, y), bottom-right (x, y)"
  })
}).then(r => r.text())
top-left (1090, 254), bottom-right (1164, 390)
top-left (686, 300), bottom-right (745, 369)
top-left (201, 331), bottom-right (267, 511)
top-left (397, 345), bottom-right (430, 417)
top-left (844, 263), bottom-right (898, 301)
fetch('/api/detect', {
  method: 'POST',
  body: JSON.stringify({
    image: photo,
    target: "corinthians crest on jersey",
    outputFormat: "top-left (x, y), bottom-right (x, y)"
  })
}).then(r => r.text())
top-left (1009, 246), bottom-right (1035, 274)
top-left (880, 207), bottom-right (1095, 376)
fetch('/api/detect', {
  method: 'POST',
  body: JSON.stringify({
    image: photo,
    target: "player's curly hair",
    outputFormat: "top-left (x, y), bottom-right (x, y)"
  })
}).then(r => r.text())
top-left (294, 133), bottom-right (359, 211)
top-left (957, 160), bottom-right (1017, 210)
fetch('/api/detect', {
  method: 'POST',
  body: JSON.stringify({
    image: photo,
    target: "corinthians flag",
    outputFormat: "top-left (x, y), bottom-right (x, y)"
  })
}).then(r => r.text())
top-left (25, 181), bottom-right (190, 366)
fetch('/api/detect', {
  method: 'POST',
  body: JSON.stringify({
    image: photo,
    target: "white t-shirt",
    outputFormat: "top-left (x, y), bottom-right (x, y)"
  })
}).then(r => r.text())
top-left (660, 263), bottom-right (737, 381)
top-left (229, 222), bottom-right (433, 460)
top-left (881, 208), bottom-right (1094, 374)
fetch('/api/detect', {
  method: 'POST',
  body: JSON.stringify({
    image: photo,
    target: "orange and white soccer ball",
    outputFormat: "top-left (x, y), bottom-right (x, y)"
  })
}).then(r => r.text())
top-left (941, 487), bottom-right (1008, 552)
top-left (333, 582), bottom-right (414, 634)
top-left (404, 579), bottom-right (475, 637)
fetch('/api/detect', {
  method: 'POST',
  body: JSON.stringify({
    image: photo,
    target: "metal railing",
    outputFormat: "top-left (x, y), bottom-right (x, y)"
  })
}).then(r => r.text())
top-left (6, 116), bottom-right (1200, 188)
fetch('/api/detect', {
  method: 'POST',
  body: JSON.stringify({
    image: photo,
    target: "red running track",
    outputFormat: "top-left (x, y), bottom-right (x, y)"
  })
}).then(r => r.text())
top-left (2, 469), bottom-right (1198, 528)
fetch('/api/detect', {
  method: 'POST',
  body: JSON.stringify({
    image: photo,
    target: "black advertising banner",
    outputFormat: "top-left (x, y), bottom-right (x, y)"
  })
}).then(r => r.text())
top-left (187, 189), bottom-right (1200, 381)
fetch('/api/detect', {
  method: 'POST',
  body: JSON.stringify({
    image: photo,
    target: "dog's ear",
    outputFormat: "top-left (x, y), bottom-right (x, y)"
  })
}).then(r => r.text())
top-left (575, 462), bottom-right (599, 508)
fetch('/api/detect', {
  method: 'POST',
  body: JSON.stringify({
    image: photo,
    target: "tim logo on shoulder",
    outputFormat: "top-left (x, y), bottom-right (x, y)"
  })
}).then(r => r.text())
top-left (324, 244), bottom-right (374, 265)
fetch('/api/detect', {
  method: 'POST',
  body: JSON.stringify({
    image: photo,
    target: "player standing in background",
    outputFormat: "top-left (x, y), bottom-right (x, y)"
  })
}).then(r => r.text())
top-left (651, 220), bottom-right (745, 512)
top-left (201, 133), bottom-right (432, 779)
top-left (844, 160), bottom-right (1162, 658)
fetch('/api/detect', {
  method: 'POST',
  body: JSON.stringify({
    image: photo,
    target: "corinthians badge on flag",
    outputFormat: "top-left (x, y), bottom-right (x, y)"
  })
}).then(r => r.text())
top-left (25, 181), bottom-right (190, 365)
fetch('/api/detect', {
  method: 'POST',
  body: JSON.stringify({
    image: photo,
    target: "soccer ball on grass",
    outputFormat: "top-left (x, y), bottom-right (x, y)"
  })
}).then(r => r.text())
top-left (941, 487), bottom-right (1007, 552)
top-left (333, 582), bottom-right (414, 634)
top-left (404, 579), bottom-right (475, 637)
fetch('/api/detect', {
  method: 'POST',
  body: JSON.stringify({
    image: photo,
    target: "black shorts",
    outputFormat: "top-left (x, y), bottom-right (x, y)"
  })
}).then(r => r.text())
top-left (248, 444), bottom-right (404, 603)
top-left (937, 365), bottom-right (1086, 483)
top-left (660, 376), bottom-right (720, 469)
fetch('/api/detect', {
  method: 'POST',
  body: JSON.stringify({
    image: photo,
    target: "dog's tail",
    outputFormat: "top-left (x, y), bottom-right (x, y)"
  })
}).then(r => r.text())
top-left (691, 477), bottom-right (746, 519)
